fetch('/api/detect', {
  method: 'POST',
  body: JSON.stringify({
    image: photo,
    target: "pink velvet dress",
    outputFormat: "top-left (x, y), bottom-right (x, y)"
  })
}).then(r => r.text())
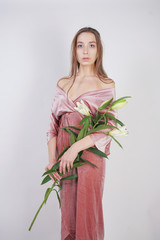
top-left (46, 83), bottom-right (117, 240)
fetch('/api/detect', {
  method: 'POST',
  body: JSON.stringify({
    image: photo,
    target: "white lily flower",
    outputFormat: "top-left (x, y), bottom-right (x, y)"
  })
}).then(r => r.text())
top-left (108, 126), bottom-right (128, 136)
top-left (74, 99), bottom-right (91, 116)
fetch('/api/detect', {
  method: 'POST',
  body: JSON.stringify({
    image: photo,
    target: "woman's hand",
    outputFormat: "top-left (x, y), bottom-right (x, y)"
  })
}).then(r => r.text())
top-left (45, 162), bottom-right (62, 182)
top-left (59, 145), bottom-right (79, 175)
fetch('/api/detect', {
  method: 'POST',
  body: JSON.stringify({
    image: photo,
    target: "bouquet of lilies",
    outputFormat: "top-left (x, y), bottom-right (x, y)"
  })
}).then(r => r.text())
top-left (28, 95), bottom-right (131, 231)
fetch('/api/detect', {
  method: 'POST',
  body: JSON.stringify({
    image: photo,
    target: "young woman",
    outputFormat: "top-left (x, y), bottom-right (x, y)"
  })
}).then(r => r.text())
top-left (45, 27), bottom-right (117, 240)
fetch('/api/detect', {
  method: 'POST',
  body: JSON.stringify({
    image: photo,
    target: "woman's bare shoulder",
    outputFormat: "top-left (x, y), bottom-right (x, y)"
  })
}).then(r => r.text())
top-left (57, 76), bottom-right (72, 89)
top-left (100, 77), bottom-right (115, 89)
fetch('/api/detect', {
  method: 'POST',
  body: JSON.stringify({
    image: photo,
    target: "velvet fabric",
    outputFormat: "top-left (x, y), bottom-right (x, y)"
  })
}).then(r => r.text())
top-left (46, 83), bottom-right (117, 240)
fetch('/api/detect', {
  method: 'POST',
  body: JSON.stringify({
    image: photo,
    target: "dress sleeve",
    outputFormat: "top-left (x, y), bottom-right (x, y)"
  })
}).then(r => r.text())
top-left (46, 96), bottom-right (59, 144)
top-left (89, 89), bottom-right (118, 156)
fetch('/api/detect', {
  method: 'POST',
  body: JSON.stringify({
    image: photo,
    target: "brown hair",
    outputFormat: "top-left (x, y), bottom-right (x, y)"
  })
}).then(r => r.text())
top-left (59, 26), bottom-right (114, 98)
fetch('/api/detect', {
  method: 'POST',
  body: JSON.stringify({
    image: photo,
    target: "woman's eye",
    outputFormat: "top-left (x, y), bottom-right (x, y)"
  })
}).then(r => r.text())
top-left (77, 44), bottom-right (95, 48)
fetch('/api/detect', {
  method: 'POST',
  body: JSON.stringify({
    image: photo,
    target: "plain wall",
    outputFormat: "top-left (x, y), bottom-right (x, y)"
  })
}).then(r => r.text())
top-left (0, 0), bottom-right (160, 239)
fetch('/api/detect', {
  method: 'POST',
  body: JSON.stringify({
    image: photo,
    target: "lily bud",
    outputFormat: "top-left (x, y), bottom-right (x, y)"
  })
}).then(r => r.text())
top-left (111, 99), bottom-right (127, 110)
top-left (74, 100), bottom-right (91, 116)
top-left (108, 126), bottom-right (128, 136)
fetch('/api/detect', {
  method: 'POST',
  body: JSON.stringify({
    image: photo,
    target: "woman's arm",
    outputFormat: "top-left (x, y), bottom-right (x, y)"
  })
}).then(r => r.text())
top-left (46, 136), bottom-right (62, 181)
top-left (47, 136), bottom-right (57, 164)
top-left (45, 96), bottom-right (61, 180)
top-left (46, 94), bottom-right (59, 162)
top-left (72, 135), bottom-right (95, 153)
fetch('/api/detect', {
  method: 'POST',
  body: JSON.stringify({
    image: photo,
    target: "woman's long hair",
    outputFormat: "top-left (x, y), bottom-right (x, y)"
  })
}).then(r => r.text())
top-left (59, 27), bottom-right (114, 98)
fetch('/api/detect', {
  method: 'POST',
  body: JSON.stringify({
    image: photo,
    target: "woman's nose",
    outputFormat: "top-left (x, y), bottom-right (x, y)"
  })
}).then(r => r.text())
top-left (83, 46), bottom-right (88, 54)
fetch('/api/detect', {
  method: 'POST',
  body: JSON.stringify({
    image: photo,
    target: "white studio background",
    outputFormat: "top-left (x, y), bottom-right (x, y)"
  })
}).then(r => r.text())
top-left (0, 0), bottom-right (159, 240)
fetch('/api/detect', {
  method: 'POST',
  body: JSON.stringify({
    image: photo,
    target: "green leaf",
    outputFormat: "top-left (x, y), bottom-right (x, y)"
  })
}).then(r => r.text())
top-left (44, 182), bottom-right (56, 204)
top-left (56, 183), bottom-right (62, 189)
top-left (87, 124), bottom-right (118, 134)
top-left (105, 113), bottom-right (125, 126)
top-left (78, 116), bottom-right (90, 126)
top-left (42, 161), bottom-right (60, 176)
top-left (84, 118), bottom-right (90, 136)
top-left (73, 151), bottom-right (83, 163)
top-left (72, 161), bottom-right (86, 168)
top-left (91, 116), bottom-right (96, 126)
top-left (53, 189), bottom-right (61, 208)
top-left (64, 129), bottom-right (77, 145)
top-left (87, 147), bottom-right (108, 159)
top-left (104, 114), bottom-right (108, 125)
top-left (63, 128), bottom-right (78, 137)
top-left (114, 96), bottom-right (131, 102)
top-left (49, 171), bottom-right (57, 181)
top-left (57, 145), bottom-right (70, 161)
top-left (41, 175), bottom-right (51, 185)
top-left (60, 125), bottom-right (81, 131)
top-left (76, 124), bottom-right (86, 141)
top-left (70, 132), bottom-right (76, 145)
top-left (76, 150), bottom-right (83, 160)
top-left (109, 135), bottom-right (123, 149)
top-left (60, 174), bottom-right (78, 181)
top-left (60, 128), bottom-right (71, 134)
top-left (116, 119), bottom-right (124, 126)
top-left (80, 157), bottom-right (98, 168)
top-left (98, 98), bottom-right (113, 110)
top-left (95, 112), bottom-right (101, 122)
top-left (44, 187), bottom-right (52, 204)
top-left (72, 154), bottom-right (80, 163)
top-left (105, 113), bottom-right (117, 123)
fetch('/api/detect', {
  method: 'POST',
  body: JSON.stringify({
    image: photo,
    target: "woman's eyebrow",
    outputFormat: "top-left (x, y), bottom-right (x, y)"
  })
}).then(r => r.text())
top-left (77, 41), bottom-right (96, 43)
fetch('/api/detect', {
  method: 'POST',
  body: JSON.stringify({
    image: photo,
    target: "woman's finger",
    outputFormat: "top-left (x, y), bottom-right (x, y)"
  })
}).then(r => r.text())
top-left (59, 159), bottom-right (63, 173)
top-left (62, 165), bottom-right (66, 174)
top-left (60, 161), bottom-right (66, 174)
top-left (54, 172), bottom-right (61, 180)
top-left (67, 163), bottom-right (70, 172)
top-left (49, 172), bottom-right (60, 181)
top-left (49, 174), bottom-right (56, 182)
top-left (53, 172), bottom-right (59, 180)
top-left (59, 162), bottom-right (62, 173)
top-left (45, 162), bottom-right (54, 172)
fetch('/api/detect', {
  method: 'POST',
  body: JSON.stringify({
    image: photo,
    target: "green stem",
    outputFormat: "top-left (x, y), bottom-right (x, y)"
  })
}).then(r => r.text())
top-left (28, 199), bottom-right (45, 231)
top-left (93, 107), bottom-right (111, 128)
top-left (28, 182), bottom-right (56, 231)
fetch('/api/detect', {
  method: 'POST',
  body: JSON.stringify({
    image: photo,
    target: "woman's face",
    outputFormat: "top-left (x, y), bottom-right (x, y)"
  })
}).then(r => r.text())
top-left (76, 32), bottom-right (98, 66)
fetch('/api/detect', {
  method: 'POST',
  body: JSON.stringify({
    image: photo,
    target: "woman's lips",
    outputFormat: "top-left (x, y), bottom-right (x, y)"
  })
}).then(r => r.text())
top-left (82, 58), bottom-right (89, 60)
